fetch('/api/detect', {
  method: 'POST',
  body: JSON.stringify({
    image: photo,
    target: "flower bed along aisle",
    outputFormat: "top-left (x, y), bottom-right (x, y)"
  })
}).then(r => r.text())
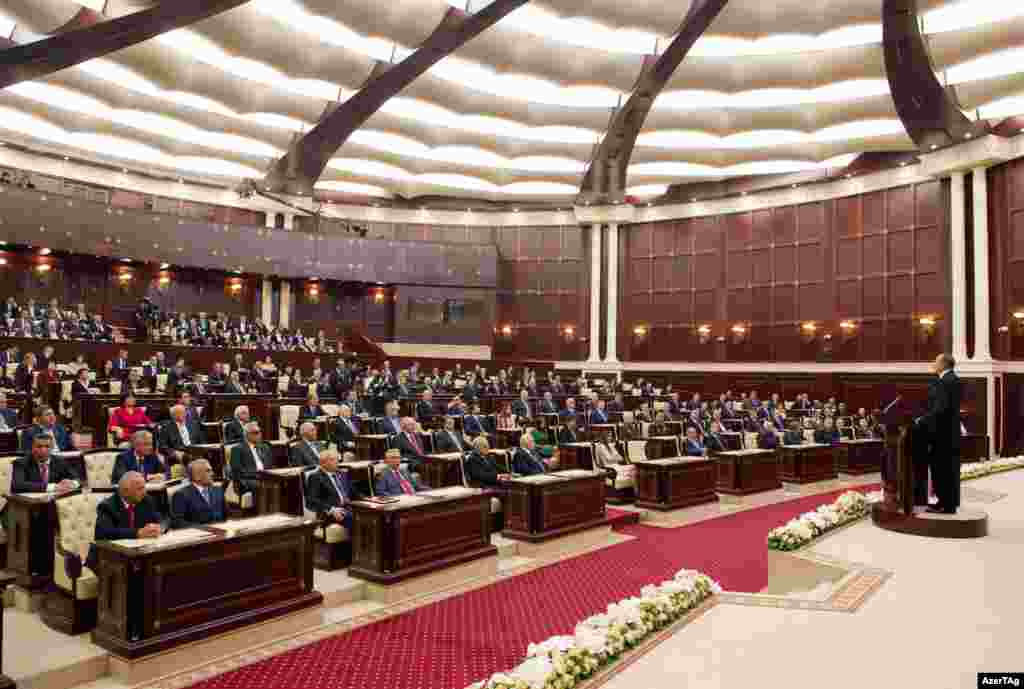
top-left (767, 490), bottom-right (872, 552)
top-left (470, 569), bottom-right (721, 689)
top-left (961, 456), bottom-right (1024, 480)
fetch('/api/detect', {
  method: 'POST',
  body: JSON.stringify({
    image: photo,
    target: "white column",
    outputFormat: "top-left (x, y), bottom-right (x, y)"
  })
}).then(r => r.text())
top-left (587, 223), bottom-right (602, 363)
top-left (604, 223), bottom-right (619, 362)
top-left (260, 279), bottom-right (273, 324)
top-left (264, 212), bottom-right (276, 229)
top-left (972, 167), bottom-right (991, 361)
top-left (279, 280), bottom-right (291, 329)
top-left (283, 213), bottom-right (295, 230)
top-left (987, 374), bottom-right (997, 458)
top-left (949, 172), bottom-right (968, 362)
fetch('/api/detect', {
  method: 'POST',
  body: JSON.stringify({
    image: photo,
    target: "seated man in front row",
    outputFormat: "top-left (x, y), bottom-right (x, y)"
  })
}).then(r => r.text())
top-left (306, 449), bottom-right (356, 528)
top-left (223, 405), bottom-right (250, 445)
top-left (512, 433), bottom-right (556, 476)
top-left (229, 422), bottom-right (271, 500)
top-left (683, 426), bottom-right (706, 457)
top-left (13, 435), bottom-right (81, 494)
top-left (464, 436), bottom-right (510, 487)
top-left (88, 471), bottom-right (162, 569)
top-left (375, 448), bottom-right (425, 496)
top-left (112, 430), bottom-right (168, 485)
top-left (170, 459), bottom-right (226, 528)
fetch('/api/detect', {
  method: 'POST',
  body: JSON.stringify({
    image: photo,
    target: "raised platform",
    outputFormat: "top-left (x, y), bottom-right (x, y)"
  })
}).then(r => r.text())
top-left (871, 503), bottom-right (989, 538)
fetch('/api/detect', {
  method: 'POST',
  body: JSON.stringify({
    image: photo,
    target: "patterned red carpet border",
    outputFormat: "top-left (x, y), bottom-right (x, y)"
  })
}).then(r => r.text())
top-left (171, 484), bottom-right (879, 689)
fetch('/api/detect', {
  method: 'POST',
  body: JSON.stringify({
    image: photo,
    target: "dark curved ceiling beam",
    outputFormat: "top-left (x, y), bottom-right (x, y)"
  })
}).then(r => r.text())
top-left (882, 0), bottom-right (987, 151)
top-left (577, 0), bottom-right (730, 204)
top-left (264, 0), bottom-right (529, 195)
top-left (0, 0), bottom-right (253, 89)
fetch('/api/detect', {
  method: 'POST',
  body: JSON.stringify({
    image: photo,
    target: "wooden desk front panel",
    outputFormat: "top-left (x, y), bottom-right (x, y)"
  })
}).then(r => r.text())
top-left (961, 434), bottom-right (989, 462)
top-left (6, 496), bottom-right (58, 589)
top-left (502, 484), bottom-right (531, 535)
top-left (537, 477), bottom-right (605, 533)
top-left (396, 497), bottom-right (490, 570)
top-left (635, 466), bottom-right (659, 504)
top-left (664, 460), bottom-right (717, 508)
top-left (838, 441), bottom-right (884, 474)
top-left (715, 452), bottom-right (780, 495)
top-left (778, 446), bottom-right (838, 483)
top-left (256, 473), bottom-right (305, 516)
top-left (645, 437), bottom-right (679, 460)
top-left (557, 444), bottom-right (593, 470)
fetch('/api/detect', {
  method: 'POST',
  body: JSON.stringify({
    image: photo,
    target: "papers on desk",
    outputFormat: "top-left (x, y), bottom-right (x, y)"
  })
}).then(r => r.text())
top-left (145, 479), bottom-right (182, 491)
top-left (550, 469), bottom-right (600, 478)
top-left (510, 474), bottom-right (561, 484)
top-left (643, 458), bottom-right (688, 466)
top-left (206, 514), bottom-right (295, 533)
top-left (111, 528), bottom-right (213, 549)
top-left (265, 467), bottom-right (305, 477)
top-left (418, 486), bottom-right (477, 499)
top-left (721, 449), bottom-right (770, 456)
top-left (427, 452), bottom-right (462, 460)
top-left (786, 443), bottom-right (828, 449)
top-left (18, 492), bottom-right (54, 500)
top-left (342, 461), bottom-right (374, 469)
top-left (194, 443), bottom-right (221, 449)
top-left (53, 451), bottom-right (83, 458)
top-left (269, 439), bottom-right (290, 446)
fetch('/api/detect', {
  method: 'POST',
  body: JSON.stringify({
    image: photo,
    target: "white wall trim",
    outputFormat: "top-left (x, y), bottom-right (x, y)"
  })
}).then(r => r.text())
top-left (556, 359), bottom-right (1024, 376)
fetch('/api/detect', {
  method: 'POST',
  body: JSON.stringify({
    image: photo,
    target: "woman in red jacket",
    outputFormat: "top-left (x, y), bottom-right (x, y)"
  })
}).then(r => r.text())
top-left (108, 394), bottom-right (153, 442)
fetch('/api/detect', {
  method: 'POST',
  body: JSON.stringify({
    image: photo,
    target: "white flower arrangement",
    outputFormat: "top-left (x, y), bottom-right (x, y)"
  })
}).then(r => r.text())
top-left (470, 569), bottom-right (720, 689)
top-left (961, 456), bottom-right (1024, 481)
top-left (767, 490), bottom-right (870, 551)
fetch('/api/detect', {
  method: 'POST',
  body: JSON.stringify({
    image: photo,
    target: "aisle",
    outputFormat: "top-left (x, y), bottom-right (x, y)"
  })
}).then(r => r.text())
top-left (187, 485), bottom-right (876, 689)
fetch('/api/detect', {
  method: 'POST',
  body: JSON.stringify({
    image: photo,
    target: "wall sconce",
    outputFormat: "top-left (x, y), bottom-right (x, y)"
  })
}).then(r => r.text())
top-left (38, 248), bottom-right (51, 255)
top-left (633, 325), bottom-right (647, 337)
top-left (917, 315), bottom-right (937, 342)
top-left (562, 325), bottom-right (575, 340)
top-left (36, 263), bottom-right (51, 273)
top-left (373, 289), bottom-right (386, 304)
top-left (501, 324), bottom-right (513, 337)
top-left (0, 257), bottom-right (6, 266)
top-left (697, 324), bottom-right (712, 345)
top-left (800, 321), bottom-right (817, 343)
top-left (730, 323), bottom-right (748, 345)
top-left (1013, 311), bottom-right (1024, 320)
top-left (229, 282), bottom-right (242, 292)
top-left (118, 272), bottom-right (132, 282)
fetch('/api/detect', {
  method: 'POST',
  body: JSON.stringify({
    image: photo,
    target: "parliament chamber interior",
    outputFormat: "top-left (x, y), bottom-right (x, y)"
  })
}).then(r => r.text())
top-left (0, 1), bottom-right (1023, 688)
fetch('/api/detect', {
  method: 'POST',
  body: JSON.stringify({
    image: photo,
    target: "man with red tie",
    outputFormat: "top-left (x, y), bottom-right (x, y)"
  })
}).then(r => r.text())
top-left (394, 416), bottom-right (428, 472)
top-left (88, 471), bottom-right (162, 569)
top-left (374, 448), bottom-right (425, 496)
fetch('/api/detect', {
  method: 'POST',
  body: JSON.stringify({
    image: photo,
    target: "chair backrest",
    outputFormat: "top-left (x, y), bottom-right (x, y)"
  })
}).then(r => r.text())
top-left (302, 468), bottom-right (319, 518)
top-left (626, 440), bottom-right (647, 463)
top-left (622, 411), bottom-right (634, 424)
top-left (279, 405), bottom-right (300, 431)
top-left (277, 376), bottom-right (290, 393)
top-left (0, 455), bottom-right (18, 512)
top-left (457, 453), bottom-right (470, 487)
top-left (56, 493), bottom-right (104, 559)
top-left (156, 373), bottom-right (168, 392)
top-left (223, 443), bottom-right (238, 480)
top-left (803, 429), bottom-right (816, 443)
top-left (84, 450), bottom-right (119, 490)
top-left (743, 432), bottom-right (760, 450)
top-left (167, 481), bottom-right (189, 499)
top-left (322, 404), bottom-right (340, 418)
top-left (653, 400), bottom-right (667, 411)
top-left (640, 421), bottom-right (652, 438)
top-left (109, 380), bottom-right (122, 395)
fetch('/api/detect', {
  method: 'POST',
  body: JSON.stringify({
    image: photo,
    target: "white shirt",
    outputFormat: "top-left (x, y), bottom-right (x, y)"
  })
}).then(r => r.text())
top-left (248, 443), bottom-right (264, 470)
top-left (177, 422), bottom-right (191, 446)
top-left (305, 440), bottom-right (320, 459)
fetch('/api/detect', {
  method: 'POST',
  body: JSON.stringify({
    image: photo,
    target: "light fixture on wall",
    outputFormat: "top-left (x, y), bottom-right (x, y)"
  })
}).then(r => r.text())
top-left (373, 288), bottom-right (386, 304)
top-left (0, 257), bottom-right (6, 266)
top-left (730, 323), bottom-right (748, 345)
top-left (38, 248), bottom-right (51, 255)
top-left (158, 272), bottom-right (171, 286)
top-left (917, 315), bottom-right (938, 343)
top-left (633, 325), bottom-right (648, 338)
top-left (118, 271), bottom-right (132, 282)
top-left (1013, 311), bottom-right (1024, 320)
top-left (562, 325), bottom-right (575, 340)
top-left (36, 263), bottom-right (51, 273)
top-left (501, 324), bottom-right (513, 337)
top-left (697, 324), bottom-right (712, 344)
top-left (800, 321), bottom-right (817, 344)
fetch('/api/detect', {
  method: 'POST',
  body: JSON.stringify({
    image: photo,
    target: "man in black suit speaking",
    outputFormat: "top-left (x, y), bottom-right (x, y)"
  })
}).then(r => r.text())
top-left (916, 353), bottom-right (963, 514)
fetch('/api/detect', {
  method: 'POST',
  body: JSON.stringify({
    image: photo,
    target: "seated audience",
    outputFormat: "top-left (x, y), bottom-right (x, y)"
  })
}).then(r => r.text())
top-left (229, 422), bottom-right (271, 499)
top-left (759, 421), bottom-right (780, 449)
top-left (305, 449), bottom-right (356, 528)
top-left (394, 416), bottom-right (428, 471)
top-left (71, 368), bottom-right (92, 396)
top-left (464, 436), bottom-right (509, 487)
top-left (512, 433), bottom-right (555, 475)
top-left (463, 404), bottom-right (485, 436)
top-left (380, 402), bottom-right (403, 435)
top-left (12, 435), bottom-right (80, 493)
top-left (590, 398), bottom-right (610, 425)
top-left (557, 417), bottom-right (580, 445)
top-left (22, 405), bottom-right (72, 455)
top-left (170, 459), bottom-right (226, 528)
top-left (683, 426), bottom-right (706, 456)
top-left (224, 406), bottom-right (250, 445)
top-left (814, 418), bottom-right (842, 445)
top-left (88, 471), bottom-right (162, 568)
top-left (299, 393), bottom-right (324, 420)
top-left (704, 420), bottom-right (727, 452)
top-left (289, 422), bottom-right (323, 469)
top-left (333, 404), bottom-right (359, 450)
top-left (158, 403), bottom-right (203, 465)
top-left (375, 448), bottom-right (425, 496)
top-left (783, 424), bottom-right (805, 446)
top-left (415, 389), bottom-right (435, 424)
top-left (594, 431), bottom-right (628, 475)
top-left (112, 430), bottom-right (167, 484)
top-left (434, 416), bottom-right (468, 453)
top-left (0, 392), bottom-right (17, 431)
top-left (109, 394), bottom-right (153, 442)
top-left (495, 402), bottom-right (516, 431)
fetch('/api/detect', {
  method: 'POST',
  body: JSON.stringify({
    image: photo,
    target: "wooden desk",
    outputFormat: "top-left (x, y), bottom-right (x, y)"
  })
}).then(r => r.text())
top-left (500, 470), bottom-right (606, 542)
top-left (589, 423), bottom-right (617, 440)
top-left (0, 572), bottom-right (14, 689)
top-left (420, 453), bottom-right (463, 489)
top-left (494, 428), bottom-right (521, 449)
top-left (0, 430), bottom-right (17, 455)
top-left (349, 488), bottom-right (495, 583)
top-left (837, 439), bottom-right (884, 475)
top-left (634, 457), bottom-right (718, 510)
top-left (778, 444), bottom-right (837, 483)
top-left (257, 468), bottom-right (307, 516)
top-left (355, 434), bottom-right (389, 463)
top-left (92, 515), bottom-right (321, 659)
top-left (719, 432), bottom-right (743, 451)
top-left (961, 434), bottom-right (989, 462)
top-left (714, 449), bottom-right (780, 495)
top-left (557, 442), bottom-right (594, 470)
top-left (6, 492), bottom-right (66, 589)
top-left (645, 436), bottom-right (680, 460)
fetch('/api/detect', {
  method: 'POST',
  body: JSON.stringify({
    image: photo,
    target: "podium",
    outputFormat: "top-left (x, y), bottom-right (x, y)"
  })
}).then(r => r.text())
top-left (871, 424), bottom-right (987, 538)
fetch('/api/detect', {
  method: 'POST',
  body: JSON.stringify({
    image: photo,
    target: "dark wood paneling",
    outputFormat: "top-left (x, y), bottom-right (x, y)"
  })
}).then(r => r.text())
top-left (988, 158), bottom-right (1024, 359)
top-left (621, 181), bottom-right (949, 362)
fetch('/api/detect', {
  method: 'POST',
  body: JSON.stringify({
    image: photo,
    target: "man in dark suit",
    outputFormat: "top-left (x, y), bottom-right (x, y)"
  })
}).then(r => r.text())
top-left (433, 416), bottom-right (467, 453)
top-left (0, 392), bottom-right (18, 431)
top-left (464, 436), bottom-right (509, 487)
top-left (557, 418), bottom-right (579, 445)
top-left (704, 421), bottom-right (726, 452)
top-left (22, 405), bottom-right (72, 456)
top-left (344, 390), bottom-right (365, 417)
top-left (89, 471), bottom-right (162, 570)
top-left (158, 404), bottom-right (203, 466)
top-left (170, 459), bottom-right (226, 529)
top-left (462, 404), bottom-right (485, 437)
top-left (229, 422), bottom-right (271, 498)
top-left (14, 352), bottom-right (36, 395)
top-left (112, 430), bottom-right (168, 484)
top-left (71, 368), bottom-right (92, 397)
top-left (223, 406), bottom-right (250, 445)
top-left (560, 398), bottom-right (577, 419)
top-left (305, 450), bottom-right (356, 528)
top-left (12, 435), bottom-right (81, 493)
top-left (758, 422), bottom-right (780, 450)
top-left (111, 349), bottom-right (131, 379)
top-left (814, 417), bottom-right (841, 445)
top-left (374, 448), bottom-right (425, 496)
top-left (917, 353), bottom-right (963, 514)
top-left (415, 390), bottom-right (436, 425)
top-left (223, 371), bottom-right (245, 395)
top-left (589, 399), bottom-right (610, 425)
top-left (394, 417), bottom-right (428, 471)
top-left (512, 434), bottom-right (550, 476)
top-left (683, 426), bottom-right (706, 457)
top-left (166, 360), bottom-right (191, 396)
top-left (289, 422), bottom-right (323, 469)
top-left (333, 404), bottom-right (359, 450)
top-left (606, 393), bottom-right (624, 414)
top-left (379, 403), bottom-right (403, 436)
top-left (511, 389), bottom-right (532, 420)
top-left (539, 391), bottom-right (558, 415)
top-left (298, 394), bottom-right (325, 421)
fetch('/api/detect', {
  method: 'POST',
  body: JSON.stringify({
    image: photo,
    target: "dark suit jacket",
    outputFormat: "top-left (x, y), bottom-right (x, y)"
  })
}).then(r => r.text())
top-left (464, 450), bottom-right (502, 487)
top-left (394, 432), bottom-right (428, 469)
top-left (380, 416), bottom-right (402, 436)
top-left (0, 407), bottom-right (17, 428)
top-left (783, 430), bottom-right (805, 445)
top-left (557, 428), bottom-right (579, 445)
top-left (333, 416), bottom-right (359, 447)
top-left (229, 442), bottom-right (272, 494)
top-left (305, 470), bottom-right (355, 519)
top-left (223, 382), bottom-right (244, 395)
top-left (433, 430), bottom-right (467, 454)
top-left (920, 371), bottom-right (963, 455)
top-left (71, 380), bottom-right (91, 396)
top-left (89, 493), bottom-right (161, 569)
top-left (374, 467), bottom-right (425, 496)
top-left (415, 400), bottom-right (435, 421)
top-left (13, 364), bottom-right (34, 393)
top-left (814, 429), bottom-right (841, 445)
top-left (12, 455), bottom-right (80, 492)
top-left (223, 419), bottom-right (246, 445)
top-left (683, 438), bottom-right (705, 456)
top-left (511, 400), bottom-right (532, 419)
top-left (758, 432), bottom-right (779, 450)
top-left (512, 448), bottom-right (547, 476)
top-left (539, 399), bottom-right (558, 414)
top-left (589, 409), bottom-right (610, 425)
top-left (704, 432), bottom-right (725, 452)
top-left (112, 450), bottom-right (167, 484)
top-left (463, 415), bottom-right (484, 436)
top-left (170, 484), bottom-right (226, 529)
top-left (158, 419), bottom-right (203, 454)
top-left (22, 424), bottom-right (72, 455)
top-left (289, 440), bottom-right (323, 468)
top-left (297, 405), bottom-right (323, 420)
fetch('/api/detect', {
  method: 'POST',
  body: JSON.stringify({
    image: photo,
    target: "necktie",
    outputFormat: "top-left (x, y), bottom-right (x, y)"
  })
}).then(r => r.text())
top-left (180, 423), bottom-right (190, 446)
top-left (201, 487), bottom-right (210, 504)
top-left (127, 504), bottom-right (135, 530)
top-left (396, 471), bottom-right (414, 495)
top-left (332, 473), bottom-right (346, 502)
top-left (40, 461), bottom-right (49, 485)
top-left (409, 433), bottom-right (423, 454)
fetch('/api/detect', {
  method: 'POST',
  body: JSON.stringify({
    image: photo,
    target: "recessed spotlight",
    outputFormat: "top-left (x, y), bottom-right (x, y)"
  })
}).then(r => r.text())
top-left (965, 132), bottom-right (973, 139)
top-left (38, 248), bottom-right (51, 255)
top-left (63, 156), bottom-right (69, 161)
top-left (930, 144), bottom-right (938, 150)
top-left (792, 184), bottom-right (798, 188)
top-left (899, 161), bottom-right (907, 166)
top-left (512, 208), bottom-right (520, 213)
top-left (122, 168), bottom-right (128, 173)
top-left (160, 262), bottom-right (170, 269)
top-left (178, 178), bottom-right (184, 183)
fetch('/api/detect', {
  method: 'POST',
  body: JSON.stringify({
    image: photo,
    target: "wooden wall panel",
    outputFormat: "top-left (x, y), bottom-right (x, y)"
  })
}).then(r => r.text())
top-left (621, 181), bottom-right (949, 362)
top-left (988, 157), bottom-right (1024, 359)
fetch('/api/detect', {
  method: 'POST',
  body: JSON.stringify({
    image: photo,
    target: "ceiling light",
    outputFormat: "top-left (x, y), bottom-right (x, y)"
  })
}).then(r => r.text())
top-left (919, 316), bottom-right (936, 326)
top-left (731, 324), bottom-right (747, 334)
top-left (36, 264), bottom-right (51, 273)
top-left (1013, 311), bottom-right (1024, 319)
top-left (965, 132), bottom-right (973, 139)
top-left (38, 248), bottom-right (51, 255)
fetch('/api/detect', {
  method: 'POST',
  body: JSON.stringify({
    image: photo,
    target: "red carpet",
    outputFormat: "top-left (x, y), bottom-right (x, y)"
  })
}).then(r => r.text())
top-left (188, 486), bottom-right (877, 689)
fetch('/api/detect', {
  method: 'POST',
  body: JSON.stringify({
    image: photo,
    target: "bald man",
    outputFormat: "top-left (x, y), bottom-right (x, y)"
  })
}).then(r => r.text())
top-left (89, 471), bottom-right (162, 569)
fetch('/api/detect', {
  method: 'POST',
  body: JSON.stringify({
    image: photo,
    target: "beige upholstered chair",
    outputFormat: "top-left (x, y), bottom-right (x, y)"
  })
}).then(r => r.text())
top-left (277, 376), bottom-right (290, 394)
top-left (279, 405), bottom-right (300, 439)
top-left (743, 432), bottom-right (760, 450)
top-left (222, 443), bottom-right (254, 511)
top-left (83, 450), bottom-right (119, 490)
top-left (108, 380), bottom-right (122, 396)
top-left (156, 373), bottom-right (168, 393)
top-left (43, 492), bottom-right (103, 633)
top-left (305, 468), bottom-right (351, 570)
top-left (626, 440), bottom-right (647, 464)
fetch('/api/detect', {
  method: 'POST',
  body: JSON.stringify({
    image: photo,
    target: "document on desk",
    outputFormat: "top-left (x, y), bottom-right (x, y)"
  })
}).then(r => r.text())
top-left (644, 458), bottom-right (686, 466)
top-left (512, 474), bottom-right (562, 484)
top-left (265, 467), bottom-right (306, 476)
top-left (550, 469), bottom-right (600, 478)
top-left (207, 514), bottom-right (295, 533)
top-left (418, 486), bottom-right (477, 499)
top-left (111, 528), bottom-right (213, 549)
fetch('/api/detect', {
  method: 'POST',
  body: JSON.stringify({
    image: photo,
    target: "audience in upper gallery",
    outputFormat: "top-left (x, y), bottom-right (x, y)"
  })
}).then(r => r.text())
top-left (170, 459), bottom-right (226, 529)
top-left (375, 448), bottom-right (425, 496)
